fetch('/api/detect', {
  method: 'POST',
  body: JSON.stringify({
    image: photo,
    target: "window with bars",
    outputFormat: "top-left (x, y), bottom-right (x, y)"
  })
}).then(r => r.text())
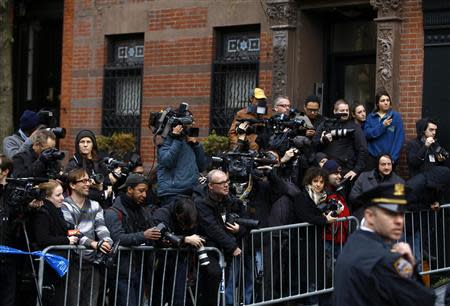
top-left (102, 35), bottom-right (144, 149)
top-left (210, 27), bottom-right (260, 135)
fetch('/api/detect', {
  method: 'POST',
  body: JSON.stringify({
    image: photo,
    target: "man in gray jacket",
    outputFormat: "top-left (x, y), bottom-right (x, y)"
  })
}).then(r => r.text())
top-left (2, 110), bottom-right (41, 159)
top-left (350, 153), bottom-right (404, 212)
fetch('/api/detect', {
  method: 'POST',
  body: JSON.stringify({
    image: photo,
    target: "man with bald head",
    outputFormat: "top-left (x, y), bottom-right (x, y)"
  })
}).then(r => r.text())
top-left (193, 169), bottom-right (249, 304)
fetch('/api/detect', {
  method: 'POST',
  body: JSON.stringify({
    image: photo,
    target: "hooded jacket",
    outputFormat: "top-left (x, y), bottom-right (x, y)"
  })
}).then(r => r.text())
top-left (406, 118), bottom-right (444, 176)
top-left (65, 130), bottom-right (107, 176)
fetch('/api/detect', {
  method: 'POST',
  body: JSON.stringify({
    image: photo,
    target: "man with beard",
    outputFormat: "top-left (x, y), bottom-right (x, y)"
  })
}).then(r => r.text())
top-left (349, 154), bottom-right (405, 210)
top-left (333, 183), bottom-right (436, 306)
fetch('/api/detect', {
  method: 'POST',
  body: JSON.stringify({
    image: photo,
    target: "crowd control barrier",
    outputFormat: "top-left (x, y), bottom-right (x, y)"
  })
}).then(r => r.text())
top-left (36, 245), bottom-right (225, 306)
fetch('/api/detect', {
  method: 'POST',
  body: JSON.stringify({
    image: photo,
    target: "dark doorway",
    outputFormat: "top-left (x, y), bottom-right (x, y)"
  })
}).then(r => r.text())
top-left (320, 7), bottom-right (377, 116)
top-left (13, 0), bottom-right (63, 128)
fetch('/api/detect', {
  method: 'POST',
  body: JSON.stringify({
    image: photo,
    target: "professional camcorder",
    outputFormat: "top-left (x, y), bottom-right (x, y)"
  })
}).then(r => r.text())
top-left (37, 109), bottom-right (66, 139)
top-left (155, 223), bottom-right (183, 247)
top-left (149, 102), bottom-right (199, 138)
top-left (5, 177), bottom-right (48, 208)
top-left (226, 212), bottom-right (260, 229)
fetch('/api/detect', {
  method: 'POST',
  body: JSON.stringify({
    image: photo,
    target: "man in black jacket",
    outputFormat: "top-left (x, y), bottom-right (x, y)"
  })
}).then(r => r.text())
top-left (313, 99), bottom-right (368, 181)
top-left (104, 173), bottom-right (160, 306)
top-left (406, 118), bottom-right (450, 209)
top-left (12, 129), bottom-right (59, 178)
top-left (193, 169), bottom-right (250, 305)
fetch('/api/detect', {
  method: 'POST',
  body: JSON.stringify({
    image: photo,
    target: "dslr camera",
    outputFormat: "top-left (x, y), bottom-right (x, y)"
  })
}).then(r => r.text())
top-left (226, 212), bottom-right (260, 229)
top-left (155, 223), bottom-right (183, 247)
top-left (317, 198), bottom-right (343, 217)
top-left (433, 143), bottom-right (450, 160)
top-left (37, 109), bottom-right (66, 139)
top-left (93, 240), bottom-right (120, 269)
top-left (149, 102), bottom-right (199, 138)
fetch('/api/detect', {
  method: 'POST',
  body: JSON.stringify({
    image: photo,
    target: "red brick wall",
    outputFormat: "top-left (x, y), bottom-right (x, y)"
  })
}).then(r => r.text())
top-left (398, 0), bottom-right (423, 140)
top-left (397, 0), bottom-right (424, 175)
top-left (61, 1), bottom-right (272, 167)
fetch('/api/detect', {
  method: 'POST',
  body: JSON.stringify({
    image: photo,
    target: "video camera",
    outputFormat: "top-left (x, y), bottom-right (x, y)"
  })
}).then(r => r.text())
top-left (226, 212), bottom-right (260, 229)
top-left (149, 102), bottom-right (199, 138)
top-left (317, 198), bottom-right (343, 218)
top-left (37, 109), bottom-right (66, 139)
top-left (212, 151), bottom-right (278, 182)
top-left (155, 223), bottom-right (183, 248)
top-left (5, 177), bottom-right (48, 208)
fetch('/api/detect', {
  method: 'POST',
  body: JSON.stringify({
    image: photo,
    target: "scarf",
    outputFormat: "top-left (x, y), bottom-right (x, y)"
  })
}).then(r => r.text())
top-left (305, 185), bottom-right (327, 205)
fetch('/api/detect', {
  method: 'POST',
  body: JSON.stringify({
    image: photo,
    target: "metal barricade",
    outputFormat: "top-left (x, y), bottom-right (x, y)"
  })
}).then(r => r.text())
top-left (36, 245), bottom-right (225, 306)
top-left (225, 216), bottom-right (360, 306)
top-left (402, 204), bottom-right (450, 276)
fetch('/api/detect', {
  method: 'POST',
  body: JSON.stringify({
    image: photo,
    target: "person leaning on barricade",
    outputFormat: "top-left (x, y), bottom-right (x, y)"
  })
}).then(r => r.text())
top-left (313, 99), bottom-right (368, 182)
top-left (61, 168), bottom-right (113, 306)
top-left (31, 180), bottom-right (79, 306)
top-left (149, 196), bottom-right (221, 306)
top-left (193, 169), bottom-right (250, 305)
top-left (228, 87), bottom-right (272, 151)
top-left (333, 183), bottom-right (436, 306)
top-left (104, 173), bottom-right (160, 306)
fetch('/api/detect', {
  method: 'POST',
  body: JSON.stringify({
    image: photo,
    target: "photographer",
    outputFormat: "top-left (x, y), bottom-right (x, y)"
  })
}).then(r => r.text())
top-left (104, 173), bottom-right (160, 306)
top-left (150, 196), bottom-right (220, 306)
top-left (157, 104), bottom-right (206, 206)
top-left (11, 129), bottom-right (62, 178)
top-left (406, 118), bottom-right (450, 210)
top-left (65, 129), bottom-right (115, 206)
top-left (193, 169), bottom-right (252, 304)
top-left (228, 87), bottom-right (272, 151)
top-left (3, 109), bottom-right (41, 159)
top-left (61, 168), bottom-right (113, 306)
top-left (313, 99), bottom-right (368, 181)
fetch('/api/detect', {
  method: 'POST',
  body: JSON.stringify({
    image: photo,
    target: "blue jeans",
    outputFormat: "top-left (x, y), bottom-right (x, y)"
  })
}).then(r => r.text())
top-left (225, 256), bottom-right (253, 305)
top-left (117, 274), bottom-right (141, 306)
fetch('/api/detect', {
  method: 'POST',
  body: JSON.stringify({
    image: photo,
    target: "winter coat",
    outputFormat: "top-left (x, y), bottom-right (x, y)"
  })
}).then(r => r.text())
top-left (313, 119), bottom-right (368, 174)
top-left (193, 184), bottom-right (246, 256)
top-left (157, 136), bottom-right (206, 197)
top-left (12, 147), bottom-right (49, 178)
top-left (32, 200), bottom-right (71, 249)
top-left (349, 169), bottom-right (405, 204)
top-left (2, 131), bottom-right (32, 160)
top-left (364, 110), bottom-right (405, 162)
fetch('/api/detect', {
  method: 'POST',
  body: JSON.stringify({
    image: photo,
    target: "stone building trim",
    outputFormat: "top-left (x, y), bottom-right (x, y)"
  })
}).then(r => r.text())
top-left (371, 0), bottom-right (402, 102)
top-left (265, 0), bottom-right (297, 97)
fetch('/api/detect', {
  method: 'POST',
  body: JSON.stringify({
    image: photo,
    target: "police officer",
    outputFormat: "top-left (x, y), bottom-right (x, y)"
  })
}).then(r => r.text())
top-left (333, 183), bottom-right (436, 306)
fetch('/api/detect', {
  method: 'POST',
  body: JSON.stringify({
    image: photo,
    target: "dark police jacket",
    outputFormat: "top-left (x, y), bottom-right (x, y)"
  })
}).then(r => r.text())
top-left (333, 229), bottom-right (435, 306)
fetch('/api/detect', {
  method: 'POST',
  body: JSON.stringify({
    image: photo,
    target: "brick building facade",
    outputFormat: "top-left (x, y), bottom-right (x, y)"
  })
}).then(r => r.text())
top-left (9, 0), bottom-right (450, 171)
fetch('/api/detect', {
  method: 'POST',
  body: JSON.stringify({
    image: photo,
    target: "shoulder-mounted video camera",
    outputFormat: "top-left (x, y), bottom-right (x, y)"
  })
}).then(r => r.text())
top-left (5, 177), bottom-right (48, 208)
top-left (149, 102), bottom-right (199, 138)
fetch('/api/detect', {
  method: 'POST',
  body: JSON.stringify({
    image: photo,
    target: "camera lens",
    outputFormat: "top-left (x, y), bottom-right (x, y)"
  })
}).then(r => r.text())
top-left (197, 246), bottom-right (210, 266)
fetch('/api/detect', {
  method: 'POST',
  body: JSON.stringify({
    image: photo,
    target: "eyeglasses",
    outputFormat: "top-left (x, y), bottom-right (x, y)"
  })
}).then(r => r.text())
top-left (306, 108), bottom-right (320, 113)
top-left (211, 179), bottom-right (230, 185)
top-left (75, 178), bottom-right (91, 184)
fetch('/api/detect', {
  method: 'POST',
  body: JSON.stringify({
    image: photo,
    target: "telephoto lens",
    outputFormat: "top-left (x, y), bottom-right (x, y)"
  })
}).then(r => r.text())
top-left (197, 246), bottom-right (210, 266)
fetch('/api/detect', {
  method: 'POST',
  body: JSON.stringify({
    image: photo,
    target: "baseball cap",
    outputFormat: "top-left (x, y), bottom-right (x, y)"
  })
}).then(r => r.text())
top-left (253, 88), bottom-right (267, 100)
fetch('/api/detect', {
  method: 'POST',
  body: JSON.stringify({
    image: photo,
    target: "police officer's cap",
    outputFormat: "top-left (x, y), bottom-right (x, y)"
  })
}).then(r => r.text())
top-left (356, 183), bottom-right (408, 213)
